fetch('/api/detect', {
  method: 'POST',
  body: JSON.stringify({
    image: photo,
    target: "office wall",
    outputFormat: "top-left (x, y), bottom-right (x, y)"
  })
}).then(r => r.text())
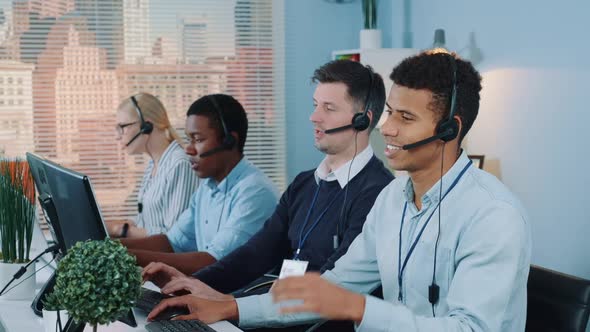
top-left (284, 0), bottom-right (391, 181)
top-left (388, 0), bottom-right (590, 279)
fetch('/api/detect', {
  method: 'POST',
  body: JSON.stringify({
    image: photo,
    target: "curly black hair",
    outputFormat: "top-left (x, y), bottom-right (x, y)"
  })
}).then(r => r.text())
top-left (390, 51), bottom-right (482, 143)
top-left (187, 94), bottom-right (248, 153)
top-left (312, 60), bottom-right (386, 131)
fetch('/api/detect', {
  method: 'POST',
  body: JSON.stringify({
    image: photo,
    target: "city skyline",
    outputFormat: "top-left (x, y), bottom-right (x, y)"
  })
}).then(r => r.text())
top-left (0, 0), bottom-right (285, 222)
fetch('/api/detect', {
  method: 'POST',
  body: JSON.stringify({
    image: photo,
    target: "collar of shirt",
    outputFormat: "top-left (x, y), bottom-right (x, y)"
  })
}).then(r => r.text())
top-left (403, 150), bottom-right (471, 211)
top-left (314, 145), bottom-right (374, 189)
top-left (145, 140), bottom-right (182, 177)
top-left (204, 156), bottom-right (249, 194)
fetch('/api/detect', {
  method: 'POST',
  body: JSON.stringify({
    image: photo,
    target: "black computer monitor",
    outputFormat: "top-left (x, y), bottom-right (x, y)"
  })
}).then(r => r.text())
top-left (26, 152), bottom-right (137, 328)
top-left (27, 152), bottom-right (107, 254)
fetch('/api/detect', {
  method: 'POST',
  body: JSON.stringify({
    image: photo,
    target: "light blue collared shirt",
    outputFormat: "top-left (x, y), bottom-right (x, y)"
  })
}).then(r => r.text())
top-left (166, 157), bottom-right (279, 260)
top-left (236, 152), bottom-right (532, 331)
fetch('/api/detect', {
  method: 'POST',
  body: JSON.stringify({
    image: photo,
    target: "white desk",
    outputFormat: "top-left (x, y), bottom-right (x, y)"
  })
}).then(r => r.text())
top-left (0, 227), bottom-right (242, 332)
top-left (0, 297), bottom-right (241, 332)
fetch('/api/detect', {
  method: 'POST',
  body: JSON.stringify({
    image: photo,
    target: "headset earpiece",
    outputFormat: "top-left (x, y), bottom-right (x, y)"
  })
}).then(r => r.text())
top-left (436, 118), bottom-right (458, 142)
top-left (222, 132), bottom-right (236, 149)
top-left (141, 121), bottom-right (153, 135)
top-left (351, 112), bottom-right (370, 131)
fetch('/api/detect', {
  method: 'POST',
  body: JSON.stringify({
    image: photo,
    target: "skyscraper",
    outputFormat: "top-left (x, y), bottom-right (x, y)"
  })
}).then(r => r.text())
top-left (0, 60), bottom-right (34, 157)
top-left (180, 16), bottom-right (208, 64)
top-left (123, 0), bottom-right (150, 64)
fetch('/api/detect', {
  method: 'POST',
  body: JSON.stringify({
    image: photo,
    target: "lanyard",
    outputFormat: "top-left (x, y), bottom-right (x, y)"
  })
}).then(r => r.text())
top-left (397, 160), bottom-right (472, 302)
top-left (294, 181), bottom-right (342, 260)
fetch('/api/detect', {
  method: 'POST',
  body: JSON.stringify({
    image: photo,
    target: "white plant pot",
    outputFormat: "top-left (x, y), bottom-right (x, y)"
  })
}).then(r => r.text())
top-left (360, 29), bottom-right (382, 49)
top-left (42, 309), bottom-right (69, 332)
top-left (0, 261), bottom-right (36, 300)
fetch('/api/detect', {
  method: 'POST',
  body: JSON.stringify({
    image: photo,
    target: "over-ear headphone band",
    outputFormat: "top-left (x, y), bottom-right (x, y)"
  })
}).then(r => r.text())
top-left (207, 95), bottom-right (231, 142)
top-left (436, 55), bottom-right (459, 142)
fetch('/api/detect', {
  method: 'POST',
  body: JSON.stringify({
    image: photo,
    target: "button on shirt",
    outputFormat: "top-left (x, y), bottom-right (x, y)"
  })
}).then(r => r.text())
top-left (236, 152), bottom-right (532, 331)
top-left (166, 157), bottom-right (279, 260)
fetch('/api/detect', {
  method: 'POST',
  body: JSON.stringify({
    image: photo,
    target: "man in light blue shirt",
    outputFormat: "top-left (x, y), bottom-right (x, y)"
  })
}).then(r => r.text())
top-left (122, 94), bottom-right (279, 275)
top-left (147, 51), bottom-right (531, 331)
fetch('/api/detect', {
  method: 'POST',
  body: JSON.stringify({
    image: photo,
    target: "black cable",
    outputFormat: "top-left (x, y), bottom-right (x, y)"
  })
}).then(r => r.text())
top-left (430, 143), bottom-right (445, 317)
top-left (0, 255), bottom-right (56, 297)
top-left (0, 244), bottom-right (59, 296)
top-left (335, 131), bottom-right (359, 249)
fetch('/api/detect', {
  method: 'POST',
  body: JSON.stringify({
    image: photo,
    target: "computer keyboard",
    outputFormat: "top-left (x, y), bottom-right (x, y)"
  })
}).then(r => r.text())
top-left (145, 320), bottom-right (216, 332)
top-left (135, 287), bottom-right (169, 312)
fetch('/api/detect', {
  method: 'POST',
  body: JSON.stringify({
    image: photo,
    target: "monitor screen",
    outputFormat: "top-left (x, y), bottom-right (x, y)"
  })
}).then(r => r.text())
top-left (26, 152), bottom-right (107, 252)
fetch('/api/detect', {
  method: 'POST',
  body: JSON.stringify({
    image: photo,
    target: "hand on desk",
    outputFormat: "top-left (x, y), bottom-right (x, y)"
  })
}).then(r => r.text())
top-left (147, 295), bottom-right (239, 324)
top-left (271, 272), bottom-right (366, 324)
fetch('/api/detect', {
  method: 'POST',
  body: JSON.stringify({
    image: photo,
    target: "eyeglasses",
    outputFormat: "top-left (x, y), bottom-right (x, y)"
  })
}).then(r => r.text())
top-left (115, 122), bottom-right (137, 135)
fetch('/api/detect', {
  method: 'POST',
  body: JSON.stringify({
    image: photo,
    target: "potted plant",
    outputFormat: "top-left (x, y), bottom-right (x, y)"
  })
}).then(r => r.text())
top-left (360, 0), bottom-right (381, 49)
top-left (42, 289), bottom-right (69, 332)
top-left (0, 158), bottom-right (37, 300)
top-left (55, 239), bottom-right (141, 332)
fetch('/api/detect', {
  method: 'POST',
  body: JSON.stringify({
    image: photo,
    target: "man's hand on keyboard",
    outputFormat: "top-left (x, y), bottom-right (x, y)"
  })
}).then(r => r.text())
top-left (147, 295), bottom-right (239, 324)
top-left (142, 262), bottom-right (186, 288)
top-left (162, 276), bottom-right (234, 301)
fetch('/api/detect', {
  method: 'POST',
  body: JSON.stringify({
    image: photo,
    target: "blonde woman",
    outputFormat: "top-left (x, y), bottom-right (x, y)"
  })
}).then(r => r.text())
top-left (108, 93), bottom-right (198, 238)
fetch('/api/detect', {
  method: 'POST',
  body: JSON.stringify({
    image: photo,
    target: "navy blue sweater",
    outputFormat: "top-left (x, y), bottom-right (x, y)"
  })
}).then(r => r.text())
top-left (193, 156), bottom-right (394, 293)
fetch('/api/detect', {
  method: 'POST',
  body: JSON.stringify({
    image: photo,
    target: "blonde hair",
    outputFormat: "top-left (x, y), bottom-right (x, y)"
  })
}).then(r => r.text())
top-left (118, 92), bottom-right (182, 145)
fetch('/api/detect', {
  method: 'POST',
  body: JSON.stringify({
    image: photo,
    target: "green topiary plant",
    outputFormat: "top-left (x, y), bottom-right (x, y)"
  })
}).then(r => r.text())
top-left (42, 289), bottom-right (63, 311)
top-left (55, 239), bottom-right (141, 332)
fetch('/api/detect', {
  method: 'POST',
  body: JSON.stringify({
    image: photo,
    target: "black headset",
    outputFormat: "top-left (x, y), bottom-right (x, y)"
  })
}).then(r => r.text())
top-left (198, 95), bottom-right (236, 158)
top-left (402, 54), bottom-right (460, 150)
top-left (126, 95), bottom-right (153, 146)
top-left (323, 66), bottom-right (374, 134)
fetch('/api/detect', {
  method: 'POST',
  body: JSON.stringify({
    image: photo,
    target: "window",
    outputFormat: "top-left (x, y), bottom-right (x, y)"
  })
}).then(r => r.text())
top-left (0, 0), bottom-right (285, 222)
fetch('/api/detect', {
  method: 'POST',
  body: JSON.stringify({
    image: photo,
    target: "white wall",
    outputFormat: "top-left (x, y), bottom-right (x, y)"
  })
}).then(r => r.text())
top-left (389, 0), bottom-right (590, 278)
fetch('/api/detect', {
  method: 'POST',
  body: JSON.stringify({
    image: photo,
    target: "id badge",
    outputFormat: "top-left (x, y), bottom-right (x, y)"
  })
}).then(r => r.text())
top-left (278, 259), bottom-right (309, 279)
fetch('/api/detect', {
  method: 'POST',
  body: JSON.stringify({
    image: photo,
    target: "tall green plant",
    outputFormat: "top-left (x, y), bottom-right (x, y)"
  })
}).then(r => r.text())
top-left (362, 0), bottom-right (377, 29)
top-left (0, 159), bottom-right (36, 263)
top-left (56, 239), bottom-right (141, 332)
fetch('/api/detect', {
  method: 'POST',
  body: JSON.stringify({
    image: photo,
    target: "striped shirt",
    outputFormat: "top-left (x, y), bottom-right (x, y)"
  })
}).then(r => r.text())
top-left (136, 141), bottom-right (199, 235)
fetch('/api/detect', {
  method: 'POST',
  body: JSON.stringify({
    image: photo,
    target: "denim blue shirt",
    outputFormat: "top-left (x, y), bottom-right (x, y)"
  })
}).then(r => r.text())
top-left (236, 152), bottom-right (531, 331)
top-left (166, 157), bottom-right (279, 260)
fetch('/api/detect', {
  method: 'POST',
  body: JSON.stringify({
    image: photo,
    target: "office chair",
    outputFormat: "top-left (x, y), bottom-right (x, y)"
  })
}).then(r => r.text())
top-left (526, 264), bottom-right (590, 332)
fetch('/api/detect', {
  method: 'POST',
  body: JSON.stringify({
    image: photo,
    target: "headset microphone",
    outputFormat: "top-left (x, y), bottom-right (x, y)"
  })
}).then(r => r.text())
top-left (126, 132), bottom-right (143, 147)
top-left (323, 123), bottom-right (354, 134)
top-left (401, 126), bottom-right (456, 150)
top-left (199, 145), bottom-right (227, 158)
